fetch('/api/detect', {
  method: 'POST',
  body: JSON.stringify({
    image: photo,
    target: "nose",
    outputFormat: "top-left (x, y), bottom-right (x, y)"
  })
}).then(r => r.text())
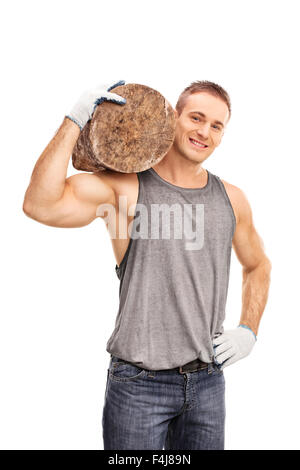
top-left (196, 122), bottom-right (210, 140)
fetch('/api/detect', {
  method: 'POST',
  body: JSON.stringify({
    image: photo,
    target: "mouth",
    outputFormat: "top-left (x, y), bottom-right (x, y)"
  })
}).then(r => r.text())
top-left (189, 137), bottom-right (208, 149)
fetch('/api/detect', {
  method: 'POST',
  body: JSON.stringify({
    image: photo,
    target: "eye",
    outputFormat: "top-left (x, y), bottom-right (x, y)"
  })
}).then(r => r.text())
top-left (212, 124), bottom-right (221, 130)
top-left (192, 116), bottom-right (205, 122)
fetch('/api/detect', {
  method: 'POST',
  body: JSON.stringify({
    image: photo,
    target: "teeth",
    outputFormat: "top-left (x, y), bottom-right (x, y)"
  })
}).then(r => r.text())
top-left (190, 138), bottom-right (206, 148)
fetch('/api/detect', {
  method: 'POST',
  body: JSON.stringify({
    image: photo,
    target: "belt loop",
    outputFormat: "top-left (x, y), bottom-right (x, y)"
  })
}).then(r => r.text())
top-left (147, 370), bottom-right (156, 378)
top-left (207, 362), bottom-right (213, 374)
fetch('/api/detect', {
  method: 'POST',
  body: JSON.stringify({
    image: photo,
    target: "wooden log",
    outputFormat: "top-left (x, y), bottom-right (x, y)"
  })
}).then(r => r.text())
top-left (72, 83), bottom-right (176, 173)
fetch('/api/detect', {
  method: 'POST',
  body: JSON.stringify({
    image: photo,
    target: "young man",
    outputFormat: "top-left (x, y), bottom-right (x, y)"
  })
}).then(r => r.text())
top-left (23, 80), bottom-right (271, 450)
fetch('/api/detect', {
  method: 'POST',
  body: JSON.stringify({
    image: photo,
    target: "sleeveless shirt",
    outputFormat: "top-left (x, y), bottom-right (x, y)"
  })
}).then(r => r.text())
top-left (106, 167), bottom-right (236, 370)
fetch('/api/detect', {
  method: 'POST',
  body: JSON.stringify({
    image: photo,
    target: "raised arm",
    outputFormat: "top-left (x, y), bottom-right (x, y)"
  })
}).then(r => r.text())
top-left (23, 80), bottom-right (126, 227)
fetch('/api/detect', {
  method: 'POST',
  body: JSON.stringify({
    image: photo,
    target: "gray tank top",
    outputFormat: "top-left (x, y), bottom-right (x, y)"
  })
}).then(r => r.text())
top-left (106, 167), bottom-right (236, 370)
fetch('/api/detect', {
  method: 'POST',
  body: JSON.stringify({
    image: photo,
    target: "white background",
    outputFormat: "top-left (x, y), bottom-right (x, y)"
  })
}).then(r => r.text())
top-left (1, 0), bottom-right (299, 450)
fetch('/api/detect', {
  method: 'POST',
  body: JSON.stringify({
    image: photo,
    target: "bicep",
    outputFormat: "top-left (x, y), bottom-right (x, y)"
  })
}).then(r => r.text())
top-left (232, 190), bottom-right (267, 271)
top-left (41, 173), bottom-right (115, 228)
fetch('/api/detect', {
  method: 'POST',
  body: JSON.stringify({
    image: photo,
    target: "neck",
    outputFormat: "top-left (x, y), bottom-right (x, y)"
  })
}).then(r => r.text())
top-left (152, 147), bottom-right (207, 187)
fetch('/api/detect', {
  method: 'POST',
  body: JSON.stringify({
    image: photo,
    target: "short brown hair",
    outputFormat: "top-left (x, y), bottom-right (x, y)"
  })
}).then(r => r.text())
top-left (175, 80), bottom-right (231, 119)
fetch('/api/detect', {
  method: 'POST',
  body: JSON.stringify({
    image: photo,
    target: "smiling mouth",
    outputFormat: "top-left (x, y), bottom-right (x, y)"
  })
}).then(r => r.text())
top-left (189, 138), bottom-right (208, 149)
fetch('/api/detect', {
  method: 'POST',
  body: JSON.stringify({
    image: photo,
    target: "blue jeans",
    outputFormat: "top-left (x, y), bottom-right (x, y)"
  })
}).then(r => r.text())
top-left (102, 355), bottom-right (225, 450)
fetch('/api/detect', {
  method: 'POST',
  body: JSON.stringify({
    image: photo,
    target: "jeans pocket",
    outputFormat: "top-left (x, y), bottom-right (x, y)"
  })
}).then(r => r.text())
top-left (109, 362), bottom-right (146, 382)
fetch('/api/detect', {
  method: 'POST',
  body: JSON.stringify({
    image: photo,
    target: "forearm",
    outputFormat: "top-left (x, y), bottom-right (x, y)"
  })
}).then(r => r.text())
top-left (23, 117), bottom-right (80, 213)
top-left (239, 258), bottom-right (272, 336)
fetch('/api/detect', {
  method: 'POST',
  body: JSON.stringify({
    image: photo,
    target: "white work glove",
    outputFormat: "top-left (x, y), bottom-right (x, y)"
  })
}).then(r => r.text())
top-left (65, 79), bottom-right (126, 130)
top-left (213, 325), bottom-right (257, 370)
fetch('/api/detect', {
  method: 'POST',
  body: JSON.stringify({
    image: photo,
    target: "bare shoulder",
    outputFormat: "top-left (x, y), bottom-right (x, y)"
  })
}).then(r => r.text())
top-left (92, 170), bottom-right (139, 211)
top-left (220, 179), bottom-right (252, 225)
top-left (95, 169), bottom-right (137, 190)
top-left (93, 169), bottom-right (138, 197)
top-left (65, 170), bottom-right (138, 210)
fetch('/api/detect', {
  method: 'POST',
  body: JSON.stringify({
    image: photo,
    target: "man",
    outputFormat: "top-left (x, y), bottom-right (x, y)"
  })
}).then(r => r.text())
top-left (23, 79), bottom-right (271, 450)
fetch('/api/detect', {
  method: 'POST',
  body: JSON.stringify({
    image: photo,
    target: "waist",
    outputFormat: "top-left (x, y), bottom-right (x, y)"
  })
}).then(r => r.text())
top-left (111, 355), bottom-right (213, 374)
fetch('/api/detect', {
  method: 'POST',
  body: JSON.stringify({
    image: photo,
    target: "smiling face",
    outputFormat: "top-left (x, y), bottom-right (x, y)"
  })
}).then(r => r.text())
top-left (173, 92), bottom-right (230, 164)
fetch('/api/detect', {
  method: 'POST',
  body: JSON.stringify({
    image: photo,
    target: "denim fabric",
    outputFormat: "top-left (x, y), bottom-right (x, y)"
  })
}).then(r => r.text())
top-left (102, 355), bottom-right (225, 450)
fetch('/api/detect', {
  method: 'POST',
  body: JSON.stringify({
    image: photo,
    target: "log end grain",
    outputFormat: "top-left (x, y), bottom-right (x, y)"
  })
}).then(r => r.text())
top-left (72, 83), bottom-right (176, 173)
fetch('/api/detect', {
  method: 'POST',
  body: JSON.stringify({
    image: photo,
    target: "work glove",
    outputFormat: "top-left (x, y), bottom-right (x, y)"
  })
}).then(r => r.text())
top-left (65, 79), bottom-right (126, 130)
top-left (213, 325), bottom-right (257, 370)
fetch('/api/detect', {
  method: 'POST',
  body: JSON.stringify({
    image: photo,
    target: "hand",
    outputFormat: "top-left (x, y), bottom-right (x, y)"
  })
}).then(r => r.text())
top-left (213, 325), bottom-right (257, 370)
top-left (66, 79), bottom-right (126, 130)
